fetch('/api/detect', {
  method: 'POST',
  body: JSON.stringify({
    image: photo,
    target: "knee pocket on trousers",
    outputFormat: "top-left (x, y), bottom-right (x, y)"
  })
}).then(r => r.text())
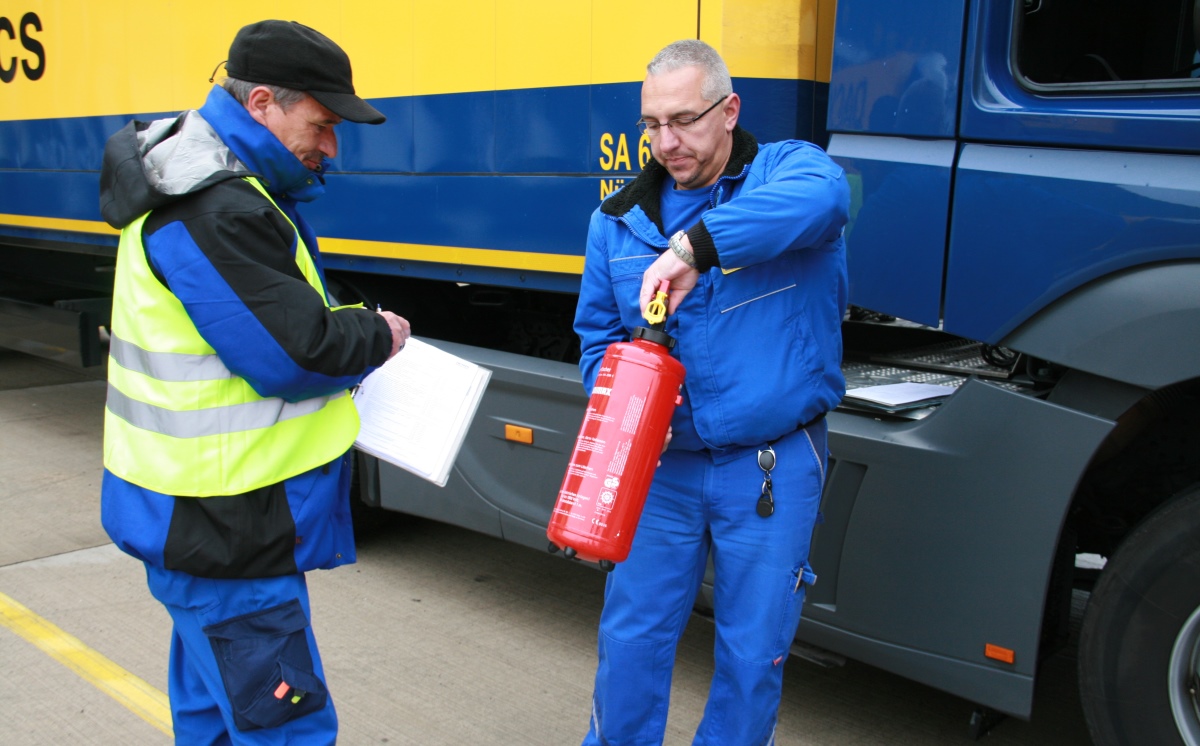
top-left (202, 599), bottom-right (328, 732)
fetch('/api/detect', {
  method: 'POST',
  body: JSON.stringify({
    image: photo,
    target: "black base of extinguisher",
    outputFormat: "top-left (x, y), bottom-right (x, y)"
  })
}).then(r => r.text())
top-left (547, 541), bottom-right (579, 559)
top-left (547, 541), bottom-right (616, 572)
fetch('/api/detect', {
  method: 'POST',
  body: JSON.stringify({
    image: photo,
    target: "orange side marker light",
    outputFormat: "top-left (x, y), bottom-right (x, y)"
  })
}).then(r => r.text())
top-left (505, 424), bottom-right (534, 444)
top-left (984, 643), bottom-right (1015, 664)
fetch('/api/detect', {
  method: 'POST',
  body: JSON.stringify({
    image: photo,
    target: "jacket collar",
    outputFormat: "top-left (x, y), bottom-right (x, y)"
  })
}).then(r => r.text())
top-left (198, 86), bottom-right (326, 203)
top-left (600, 125), bottom-right (758, 234)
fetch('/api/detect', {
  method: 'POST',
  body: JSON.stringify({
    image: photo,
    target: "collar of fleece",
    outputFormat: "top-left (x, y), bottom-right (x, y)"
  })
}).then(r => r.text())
top-left (600, 125), bottom-right (758, 236)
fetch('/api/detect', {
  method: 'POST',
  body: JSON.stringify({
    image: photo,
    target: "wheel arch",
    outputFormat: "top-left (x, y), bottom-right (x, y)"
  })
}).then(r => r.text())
top-left (1003, 261), bottom-right (1200, 390)
top-left (1025, 372), bottom-right (1200, 710)
top-left (1027, 373), bottom-right (1200, 742)
top-left (1061, 376), bottom-right (1200, 560)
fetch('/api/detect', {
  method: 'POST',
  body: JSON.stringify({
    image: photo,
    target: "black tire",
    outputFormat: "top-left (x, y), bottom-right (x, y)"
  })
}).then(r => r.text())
top-left (1078, 485), bottom-right (1200, 746)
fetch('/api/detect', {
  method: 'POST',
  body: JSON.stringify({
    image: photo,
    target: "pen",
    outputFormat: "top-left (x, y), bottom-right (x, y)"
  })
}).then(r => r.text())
top-left (376, 303), bottom-right (382, 312)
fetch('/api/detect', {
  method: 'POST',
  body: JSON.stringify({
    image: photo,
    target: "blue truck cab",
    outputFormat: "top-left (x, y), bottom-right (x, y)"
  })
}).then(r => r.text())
top-left (823, 1), bottom-right (1200, 742)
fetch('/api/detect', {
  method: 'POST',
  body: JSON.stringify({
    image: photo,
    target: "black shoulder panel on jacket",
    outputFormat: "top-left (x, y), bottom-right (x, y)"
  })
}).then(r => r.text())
top-left (144, 178), bottom-right (300, 280)
top-left (143, 178), bottom-right (391, 378)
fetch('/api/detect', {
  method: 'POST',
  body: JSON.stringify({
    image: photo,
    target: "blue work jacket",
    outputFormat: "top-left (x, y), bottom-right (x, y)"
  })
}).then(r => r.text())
top-left (574, 127), bottom-right (850, 452)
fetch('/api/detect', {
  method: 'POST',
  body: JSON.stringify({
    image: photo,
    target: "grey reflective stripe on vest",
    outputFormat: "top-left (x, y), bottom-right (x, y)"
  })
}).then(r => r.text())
top-left (106, 383), bottom-right (346, 439)
top-left (109, 334), bottom-right (235, 382)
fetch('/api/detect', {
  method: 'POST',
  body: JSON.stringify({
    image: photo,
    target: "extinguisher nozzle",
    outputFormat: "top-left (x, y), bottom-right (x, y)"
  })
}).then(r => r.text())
top-left (643, 281), bottom-right (670, 326)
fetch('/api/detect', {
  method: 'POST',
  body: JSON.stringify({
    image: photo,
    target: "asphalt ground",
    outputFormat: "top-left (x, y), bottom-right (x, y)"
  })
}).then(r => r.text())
top-left (0, 348), bottom-right (1095, 745)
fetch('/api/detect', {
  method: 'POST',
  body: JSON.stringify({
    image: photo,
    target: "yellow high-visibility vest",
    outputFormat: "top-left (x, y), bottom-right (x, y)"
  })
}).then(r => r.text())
top-left (103, 177), bottom-right (360, 497)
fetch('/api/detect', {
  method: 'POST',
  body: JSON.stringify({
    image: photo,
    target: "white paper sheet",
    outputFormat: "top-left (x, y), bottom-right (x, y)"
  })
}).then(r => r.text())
top-left (352, 338), bottom-right (491, 487)
top-left (843, 382), bottom-right (956, 408)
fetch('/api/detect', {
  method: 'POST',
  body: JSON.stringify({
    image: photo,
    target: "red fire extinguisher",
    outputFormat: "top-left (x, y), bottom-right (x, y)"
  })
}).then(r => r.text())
top-left (547, 280), bottom-right (686, 570)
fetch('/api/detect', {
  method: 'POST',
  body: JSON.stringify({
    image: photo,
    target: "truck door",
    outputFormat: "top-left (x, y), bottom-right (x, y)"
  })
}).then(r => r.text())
top-left (825, 0), bottom-right (969, 327)
top-left (946, 0), bottom-right (1200, 348)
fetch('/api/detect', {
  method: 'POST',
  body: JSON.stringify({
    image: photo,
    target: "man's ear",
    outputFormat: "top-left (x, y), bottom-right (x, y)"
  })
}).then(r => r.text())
top-left (723, 93), bottom-right (741, 133)
top-left (245, 86), bottom-right (274, 126)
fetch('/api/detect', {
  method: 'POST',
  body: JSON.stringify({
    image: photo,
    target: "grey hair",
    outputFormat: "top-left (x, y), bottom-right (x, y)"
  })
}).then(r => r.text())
top-left (221, 77), bottom-right (308, 112)
top-left (646, 39), bottom-right (733, 102)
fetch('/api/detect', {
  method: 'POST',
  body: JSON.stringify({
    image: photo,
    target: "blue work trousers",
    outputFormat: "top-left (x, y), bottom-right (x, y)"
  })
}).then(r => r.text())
top-left (583, 421), bottom-right (826, 746)
top-left (145, 566), bottom-right (338, 745)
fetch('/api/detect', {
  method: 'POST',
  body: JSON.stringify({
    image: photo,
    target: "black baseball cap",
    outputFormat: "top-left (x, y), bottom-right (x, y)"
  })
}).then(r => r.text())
top-left (225, 20), bottom-right (386, 125)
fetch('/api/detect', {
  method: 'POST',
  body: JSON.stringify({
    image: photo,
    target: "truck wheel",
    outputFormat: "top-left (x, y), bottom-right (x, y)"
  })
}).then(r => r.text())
top-left (1078, 485), bottom-right (1200, 746)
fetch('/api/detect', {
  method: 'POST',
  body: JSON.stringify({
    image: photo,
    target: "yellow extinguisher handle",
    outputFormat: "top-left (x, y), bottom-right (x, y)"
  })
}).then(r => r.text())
top-left (643, 280), bottom-right (670, 325)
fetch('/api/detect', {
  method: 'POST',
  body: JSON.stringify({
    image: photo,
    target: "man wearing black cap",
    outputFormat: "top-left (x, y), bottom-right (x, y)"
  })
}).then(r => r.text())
top-left (98, 20), bottom-right (405, 744)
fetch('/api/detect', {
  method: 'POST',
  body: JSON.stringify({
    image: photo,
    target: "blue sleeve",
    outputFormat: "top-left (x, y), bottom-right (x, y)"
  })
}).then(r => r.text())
top-left (573, 209), bottom-right (626, 393)
top-left (699, 141), bottom-right (850, 269)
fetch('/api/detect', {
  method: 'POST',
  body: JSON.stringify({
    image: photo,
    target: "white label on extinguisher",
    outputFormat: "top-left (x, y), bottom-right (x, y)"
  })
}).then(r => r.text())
top-left (575, 435), bottom-right (605, 454)
top-left (607, 440), bottom-right (632, 477)
top-left (585, 408), bottom-right (615, 424)
top-left (555, 490), bottom-right (586, 507)
top-left (595, 490), bottom-right (614, 521)
top-left (620, 394), bottom-right (645, 434)
top-left (566, 464), bottom-right (592, 479)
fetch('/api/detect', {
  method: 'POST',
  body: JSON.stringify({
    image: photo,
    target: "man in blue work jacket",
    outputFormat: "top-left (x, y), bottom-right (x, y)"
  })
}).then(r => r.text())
top-left (574, 39), bottom-right (850, 745)
top-left (98, 20), bottom-right (408, 744)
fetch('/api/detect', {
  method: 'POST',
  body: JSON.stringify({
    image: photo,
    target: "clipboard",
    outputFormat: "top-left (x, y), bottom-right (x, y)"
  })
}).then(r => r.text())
top-left (352, 337), bottom-right (491, 487)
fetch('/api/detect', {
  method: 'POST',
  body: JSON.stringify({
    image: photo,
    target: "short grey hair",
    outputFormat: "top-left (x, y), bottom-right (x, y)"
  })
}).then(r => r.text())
top-left (221, 77), bottom-right (308, 112)
top-left (646, 40), bottom-right (732, 103)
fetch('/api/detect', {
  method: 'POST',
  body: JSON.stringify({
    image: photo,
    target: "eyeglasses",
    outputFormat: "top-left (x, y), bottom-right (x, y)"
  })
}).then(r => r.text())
top-left (636, 95), bottom-right (728, 136)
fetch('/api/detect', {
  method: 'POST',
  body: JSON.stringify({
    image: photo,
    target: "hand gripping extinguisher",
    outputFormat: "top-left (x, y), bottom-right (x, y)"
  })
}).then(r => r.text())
top-left (547, 280), bottom-right (686, 571)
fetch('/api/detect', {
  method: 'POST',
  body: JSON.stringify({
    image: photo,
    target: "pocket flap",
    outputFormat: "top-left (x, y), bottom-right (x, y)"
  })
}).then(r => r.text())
top-left (202, 598), bottom-right (309, 641)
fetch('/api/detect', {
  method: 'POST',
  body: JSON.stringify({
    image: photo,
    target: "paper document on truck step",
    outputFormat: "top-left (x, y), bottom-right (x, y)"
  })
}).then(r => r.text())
top-left (841, 382), bottom-right (956, 413)
top-left (352, 337), bottom-right (491, 487)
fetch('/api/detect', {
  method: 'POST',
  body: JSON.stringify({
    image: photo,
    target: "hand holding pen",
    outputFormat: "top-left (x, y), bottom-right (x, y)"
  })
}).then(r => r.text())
top-left (376, 303), bottom-right (411, 359)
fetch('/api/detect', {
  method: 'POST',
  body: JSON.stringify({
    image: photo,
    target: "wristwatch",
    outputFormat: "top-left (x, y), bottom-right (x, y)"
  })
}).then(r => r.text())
top-left (669, 230), bottom-right (697, 269)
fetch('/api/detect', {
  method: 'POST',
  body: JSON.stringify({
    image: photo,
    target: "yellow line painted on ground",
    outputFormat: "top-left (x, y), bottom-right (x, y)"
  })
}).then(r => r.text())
top-left (0, 590), bottom-right (173, 737)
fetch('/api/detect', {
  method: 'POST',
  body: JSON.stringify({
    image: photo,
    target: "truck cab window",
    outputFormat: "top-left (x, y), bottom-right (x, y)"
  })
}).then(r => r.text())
top-left (1016, 0), bottom-right (1200, 89)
